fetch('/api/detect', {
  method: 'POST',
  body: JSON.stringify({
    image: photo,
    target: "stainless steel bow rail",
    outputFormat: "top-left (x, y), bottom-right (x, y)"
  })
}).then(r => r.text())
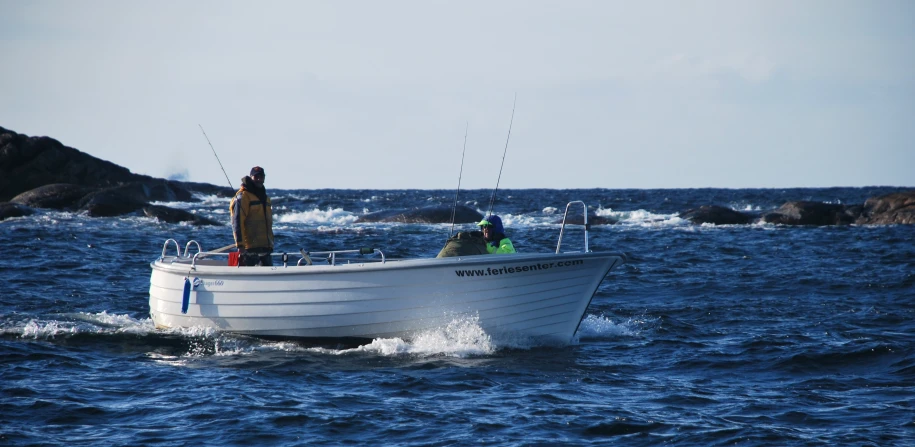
top-left (297, 248), bottom-right (386, 266)
top-left (158, 239), bottom-right (385, 270)
top-left (556, 200), bottom-right (590, 254)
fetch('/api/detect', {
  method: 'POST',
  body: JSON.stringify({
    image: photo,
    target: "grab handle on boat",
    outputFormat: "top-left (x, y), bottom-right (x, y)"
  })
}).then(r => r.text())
top-left (556, 201), bottom-right (590, 254)
top-left (183, 240), bottom-right (202, 258)
top-left (161, 239), bottom-right (181, 259)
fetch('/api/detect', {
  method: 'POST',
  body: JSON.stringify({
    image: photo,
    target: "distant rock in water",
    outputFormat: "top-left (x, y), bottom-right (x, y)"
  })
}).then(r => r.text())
top-left (856, 191), bottom-right (915, 225)
top-left (354, 209), bottom-right (407, 223)
top-left (143, 205), bottom-right (221, 226)
top-left (356, 205), bottom-right (483, 224)
top-left (10, 183), bottom-right (97, 210)
top-left (79, 186), bottom-right (150, 217)
top-left (682, 192), bottom-right (915, 227)
top-left (762, 201), bottom-right (857, 226)
top-left (0, 202), bottom-right (34, 221)
top-left (680, 205), bottom-right (752, 225)
top-left (554, 213), bottom-right (618, 226)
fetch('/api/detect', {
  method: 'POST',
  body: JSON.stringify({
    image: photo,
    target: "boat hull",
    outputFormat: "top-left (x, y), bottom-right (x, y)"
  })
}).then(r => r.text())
top-left (149, 252), bottom-right (624, 345)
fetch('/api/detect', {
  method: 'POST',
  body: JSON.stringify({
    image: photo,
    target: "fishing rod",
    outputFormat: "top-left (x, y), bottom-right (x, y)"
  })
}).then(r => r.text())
top-left (486, 93), bottom-right (516, 217)
top-left (198, 124), bottom-right (234, 190)
top-left (448, 122), bottom-right (470, 237)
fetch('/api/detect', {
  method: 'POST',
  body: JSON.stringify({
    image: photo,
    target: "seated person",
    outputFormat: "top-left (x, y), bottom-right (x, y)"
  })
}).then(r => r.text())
top-left (477, 215), bottom-right (516, 254)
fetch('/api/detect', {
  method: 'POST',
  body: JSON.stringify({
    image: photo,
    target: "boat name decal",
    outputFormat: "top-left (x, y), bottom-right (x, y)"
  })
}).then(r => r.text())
top-left (454, 259), bottom-right (584, 278)
top-left (193, 278), bottom-right (225, 288)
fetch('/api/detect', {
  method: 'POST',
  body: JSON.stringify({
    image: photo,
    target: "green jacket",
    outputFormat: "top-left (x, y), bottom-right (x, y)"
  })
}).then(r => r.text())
top-left (486, 237), bottom-right (516, 254)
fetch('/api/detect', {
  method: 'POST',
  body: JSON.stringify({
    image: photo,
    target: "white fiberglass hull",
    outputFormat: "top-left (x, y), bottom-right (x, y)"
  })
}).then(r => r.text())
top-left (149, 252), bottom-right (624, 345)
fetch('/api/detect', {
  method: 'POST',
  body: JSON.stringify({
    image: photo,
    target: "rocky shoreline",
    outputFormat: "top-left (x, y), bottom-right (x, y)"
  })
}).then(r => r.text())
top-left (1, 126), bottom-right (913, 225)
top-left (1, 126), bottom-right (231, 224)
top-left (678, 193), bottom-right (914, 226)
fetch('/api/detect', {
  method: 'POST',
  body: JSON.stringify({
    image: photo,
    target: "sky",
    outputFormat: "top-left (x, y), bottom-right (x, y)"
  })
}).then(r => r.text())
top-left (1, 0), bottom-right (913, 190)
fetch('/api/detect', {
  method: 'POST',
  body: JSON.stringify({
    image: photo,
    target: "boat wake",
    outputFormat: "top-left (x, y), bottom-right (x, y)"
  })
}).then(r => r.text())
top-left (575, 314), bottom-right (642, 339)
top-left (340, 317), bottom-right (496, 357)
top-left (3, 311), bottom-right (646, 361)
top-left (7, 311), bottom-right (157, 339)
top-left (3, 312), bottom-right (522, 359)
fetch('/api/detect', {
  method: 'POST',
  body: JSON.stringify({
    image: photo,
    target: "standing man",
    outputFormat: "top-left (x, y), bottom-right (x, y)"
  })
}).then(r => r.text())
top-left (477, 215), bottom-right (516, 254)
top-left (230, 166), bottom-right (274, 266)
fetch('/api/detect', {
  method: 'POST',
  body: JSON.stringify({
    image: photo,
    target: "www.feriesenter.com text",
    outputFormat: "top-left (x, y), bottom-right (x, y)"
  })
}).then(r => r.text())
top-left (454, 259), bottom-right (584, 277)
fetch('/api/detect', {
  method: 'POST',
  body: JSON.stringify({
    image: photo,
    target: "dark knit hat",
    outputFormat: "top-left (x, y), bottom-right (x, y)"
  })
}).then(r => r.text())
top-left (250, 166), bottom-right (265, 177)
top-left (477, 215), bottom-right (505, 234)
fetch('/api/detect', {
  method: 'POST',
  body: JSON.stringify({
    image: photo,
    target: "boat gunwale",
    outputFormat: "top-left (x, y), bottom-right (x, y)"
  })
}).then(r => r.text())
top-left (150, 251), bottom-right (626, 276)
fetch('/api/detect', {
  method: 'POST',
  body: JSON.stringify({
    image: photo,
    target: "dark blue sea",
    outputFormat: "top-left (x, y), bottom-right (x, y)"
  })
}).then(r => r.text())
top-left (2, 187), bottom-right (913, 446)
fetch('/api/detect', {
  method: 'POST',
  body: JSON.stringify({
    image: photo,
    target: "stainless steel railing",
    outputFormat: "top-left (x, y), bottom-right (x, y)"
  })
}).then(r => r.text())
top-left (555, 201), bottom-right (590, 254)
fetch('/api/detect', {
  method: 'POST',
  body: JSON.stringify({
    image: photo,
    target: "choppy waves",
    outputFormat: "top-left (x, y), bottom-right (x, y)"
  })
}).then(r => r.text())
top-left (3, 187), bottom-right (913, 446)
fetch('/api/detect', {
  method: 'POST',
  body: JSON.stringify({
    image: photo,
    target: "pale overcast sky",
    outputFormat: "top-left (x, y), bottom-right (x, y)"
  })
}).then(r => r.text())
top-left (2, 0), bottom-right (913, 189)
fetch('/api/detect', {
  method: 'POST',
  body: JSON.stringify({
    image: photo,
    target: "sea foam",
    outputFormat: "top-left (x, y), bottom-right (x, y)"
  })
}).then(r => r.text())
top-left (276, 207), bottom-right (357, 225)
top-left (345, 316), bottom-right (496, 358)
top-left (575, 314), bottom-right (640, 339)
top-left (9, 312), bottom-right (156, 339)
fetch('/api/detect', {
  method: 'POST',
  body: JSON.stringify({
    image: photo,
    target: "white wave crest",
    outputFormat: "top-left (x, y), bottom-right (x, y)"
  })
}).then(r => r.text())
top-left (498, 213), bottom-right (539, 228)
top-left (593, 207), bottom-right (616, 218)
top-left (11, 312), bottom-right (156, 339)
top-left (192, 193), bottom-right (228, 204)
top-left (148, 200), bottom-right (191, 208)
top-left (277, 207), bottom-right (357, 225)
top-left (344, 317), bottom-right (495, 358)
top-left (71, 311), bottom-right (157, 334)
top-left (736, 204), bottom-right (762, 212)
top-left (600, 208), bottom-right (685, 227)
top-left (19, 320), bottom-right (79, 339)
top-left (575, 314), bottom-right (639, 339)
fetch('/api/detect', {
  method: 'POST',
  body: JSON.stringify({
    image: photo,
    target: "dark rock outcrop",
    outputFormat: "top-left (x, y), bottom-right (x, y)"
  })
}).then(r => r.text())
top-left (356, 205), bottom-right (483, 224)
top-left (856, 191), bottom-right (915, 225)
top-left (143, 205), bottom-right (221, 226)
top-left (0, 126), bottom-right (231, 202)
top-left (0, 126), bottom-right (230, 225)
top-left (557, 213), bottom-right (618, 226)
top-left (683, 192), bottom-right (915, 227)
top-left (79, 186), bottom-right (150, 217)
top-left (354, 209), bottom-right (408, 223)
top-left (0, 202), bottom-right (34, 221)
top-left (762, 201), bottom-right (857, 226)
top-left (680, 205), bottom-right (753, 225)
top-left (10, 183), bottom-right (98, 209)
top-left (9, 181), bottom-right (198, 215)
top-left (142, 180), bottom-right (196, 202)
top-left (173, 180), bottom-right (235, 198)
top-left (1, 128), bottom-right (137, 201)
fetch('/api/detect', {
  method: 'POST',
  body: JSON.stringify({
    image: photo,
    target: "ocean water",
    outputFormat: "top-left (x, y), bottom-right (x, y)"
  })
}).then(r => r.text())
top-left (1, 187), bottom-right (913, 446)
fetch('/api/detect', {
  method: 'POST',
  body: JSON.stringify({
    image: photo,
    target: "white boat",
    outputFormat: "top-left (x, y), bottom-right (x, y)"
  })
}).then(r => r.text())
top-left (148, 202), bottom-right (626, 345)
